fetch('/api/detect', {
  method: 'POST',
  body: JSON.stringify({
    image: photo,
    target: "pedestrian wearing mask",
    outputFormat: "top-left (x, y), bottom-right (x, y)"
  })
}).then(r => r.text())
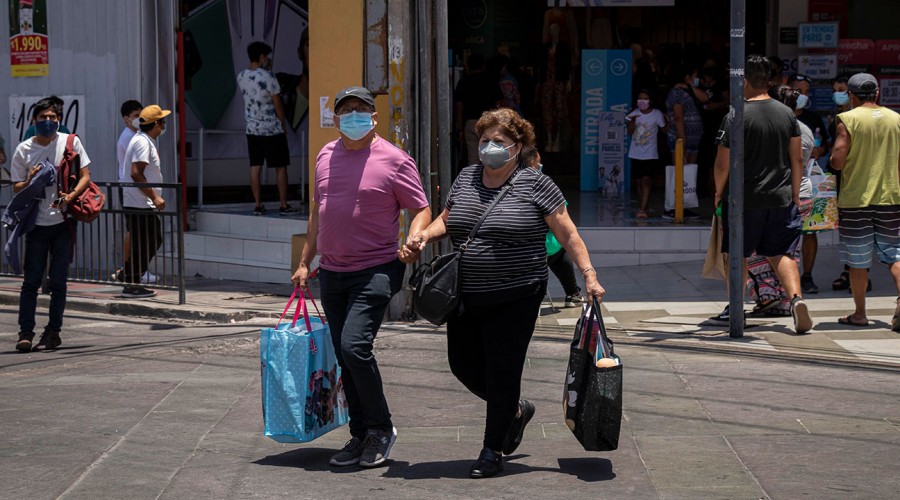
top-left (8, 98), bottom-right (92, 351)
top-left (402, 108), bottom-right (605, 478)
top-left (829, 73), bottom-right (900, 330)
top-left (292, 86), bottom-right (431, 469)
top-left (626, 90), bottom-right (667, 218)
top-left (787, 73), bottom-right (830, 161)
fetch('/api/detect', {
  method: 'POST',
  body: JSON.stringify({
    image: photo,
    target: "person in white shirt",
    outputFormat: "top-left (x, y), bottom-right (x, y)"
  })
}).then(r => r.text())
top-left (119, 104), bottom-right (168, 299)
top-left (237, 41), bottom-right (294, 216)
top-left (116, 100), bottom-right (142, 274)
top-left (626, 90), bottom-right (667, 218)
top-left (10, 98), bottom-right (92, 352)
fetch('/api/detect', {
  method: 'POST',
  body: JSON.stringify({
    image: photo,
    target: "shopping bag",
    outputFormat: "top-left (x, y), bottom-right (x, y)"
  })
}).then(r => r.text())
top-left (702, 215), bottom-right (726, 280)
top-left (664, 163), bottom-right (699, 211)
top-left (802, 159), bottom-right (838, 232)
top-left (260, 287), bottom-right (349, 443)
top-left (563, 298), bottom-right (623, 451)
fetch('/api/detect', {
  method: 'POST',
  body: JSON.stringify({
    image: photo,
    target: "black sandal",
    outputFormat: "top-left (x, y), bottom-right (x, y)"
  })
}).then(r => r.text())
top-left (832, 271), bottom-right (850, 291)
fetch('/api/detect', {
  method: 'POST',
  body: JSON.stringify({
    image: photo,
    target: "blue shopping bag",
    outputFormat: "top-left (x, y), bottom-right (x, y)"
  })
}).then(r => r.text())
top-left (260, 287), bottom-right (349, 443)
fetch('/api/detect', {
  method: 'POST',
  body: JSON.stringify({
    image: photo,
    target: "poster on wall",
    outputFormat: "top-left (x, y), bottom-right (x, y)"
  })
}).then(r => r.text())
top-left (580, 49), bottom-right (631, 191)
top-left (8, 0), bottom-right (49, 77)
top-left (8, 95), bottom-right (84, 144)
top-left (880, 79), bottom-right (900, 109)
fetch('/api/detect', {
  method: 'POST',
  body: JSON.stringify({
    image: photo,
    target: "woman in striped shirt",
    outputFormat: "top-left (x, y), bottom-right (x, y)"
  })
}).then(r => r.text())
top-left (402, 108), bottom-right (604, 478)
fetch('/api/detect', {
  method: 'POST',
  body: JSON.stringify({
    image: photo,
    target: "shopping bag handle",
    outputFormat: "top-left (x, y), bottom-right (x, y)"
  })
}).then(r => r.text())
top-left (591, 297), bottom-right (613, 361)
top-left (276, 287), bottom-right (313, 331)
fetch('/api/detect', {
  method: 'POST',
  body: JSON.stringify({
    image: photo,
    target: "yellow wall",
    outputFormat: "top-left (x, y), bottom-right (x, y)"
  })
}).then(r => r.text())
top-left (308, 1), bottom-right (390, 204)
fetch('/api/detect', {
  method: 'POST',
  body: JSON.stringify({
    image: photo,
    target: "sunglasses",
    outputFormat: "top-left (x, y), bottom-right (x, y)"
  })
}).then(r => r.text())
top-left (792, 74), bottom-right (811, 82)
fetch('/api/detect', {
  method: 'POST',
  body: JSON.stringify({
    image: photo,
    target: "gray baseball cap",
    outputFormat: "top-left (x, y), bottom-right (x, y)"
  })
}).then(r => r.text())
top-left (848, 73), bottom-right (878, 94)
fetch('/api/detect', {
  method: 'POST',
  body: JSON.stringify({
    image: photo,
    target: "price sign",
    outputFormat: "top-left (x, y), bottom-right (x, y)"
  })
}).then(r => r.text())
top-left (8, 0), bottom-right (49, 77)
top-left (880, 79), bottom-right (900, 108)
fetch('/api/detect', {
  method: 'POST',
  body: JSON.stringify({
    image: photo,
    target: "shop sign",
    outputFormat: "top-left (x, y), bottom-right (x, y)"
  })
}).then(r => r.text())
top-left (798, 22), bottom-right (838, 49)
top-left (838, 39), bottom-right (875, 74)
top-left (8, 0), bottom-right (49, 77)
top-left (798, 53), bottom-right (838, 79)
top-left (551, 1), bottom-right (674, 5)
top-left (876, 40), bottom-right (900, 76)
top-left (581, 49), bottom-right (631, 191)
top-left (880, 79), bottom-right (900, 108)
top-left (780, 27), bottom-right (798, 45)
top-left (810, 86), bottom-right (834, 112)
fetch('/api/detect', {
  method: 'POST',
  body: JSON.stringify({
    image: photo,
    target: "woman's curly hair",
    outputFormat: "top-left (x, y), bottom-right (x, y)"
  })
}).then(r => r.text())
top-left (475, 107), bottom-right (539, 168)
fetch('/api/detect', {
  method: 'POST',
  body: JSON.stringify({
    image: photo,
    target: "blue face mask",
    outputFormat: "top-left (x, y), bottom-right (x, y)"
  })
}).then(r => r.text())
top-left (478, 141), bottom-right (518, 170)
top-left (795, 94), bottom-right (809, 110)
top-left (338, 111), bottom-right (374, 141)
top-left (35, 119), bottom-right (59, 137)
top-left (833, 91), bottom-right (849, 106)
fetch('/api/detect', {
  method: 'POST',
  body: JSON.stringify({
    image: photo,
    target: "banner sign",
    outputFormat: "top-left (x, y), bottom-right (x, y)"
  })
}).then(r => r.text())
top-left (8, 95), bottom-right (84, 145)
top-left (597, 112), bottom-right (626, 195)
top-left (798, 22), bottom-right (838, 49)
top-left (876, 40), bottom-right (900, 76)
top-left (580, 49), bottom-right (631, 191)
top-left (798, 53), bottom-right (838, 79)
top-left (8, 0), bottom-right (49, 77)
top-left (880, 79), bottom-right (900, 108)
top-left (838, 39), bottom-right (875, 74)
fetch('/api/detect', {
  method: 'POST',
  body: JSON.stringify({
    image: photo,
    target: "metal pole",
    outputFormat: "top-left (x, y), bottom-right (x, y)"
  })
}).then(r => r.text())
top-left (434, 0), bottom-right (451, 221)
top-left (728, 0), bottom-right (746, 338)
top-left (416, 0), bottom-right (433, 216)
top-left (198, 128), bottom-right (204, 208)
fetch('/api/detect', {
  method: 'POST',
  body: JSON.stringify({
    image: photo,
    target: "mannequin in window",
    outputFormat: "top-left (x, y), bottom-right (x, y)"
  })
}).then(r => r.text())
top-left (539, 22), bottom-right (571, 153)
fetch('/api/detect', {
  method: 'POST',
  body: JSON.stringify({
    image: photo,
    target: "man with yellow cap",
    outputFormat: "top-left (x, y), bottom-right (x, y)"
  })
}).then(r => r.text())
top-left (119, 104), bottom-right (170, 298)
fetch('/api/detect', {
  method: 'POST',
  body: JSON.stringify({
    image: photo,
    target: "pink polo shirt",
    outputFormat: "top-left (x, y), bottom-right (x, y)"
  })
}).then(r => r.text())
top-left (315, 135), bottom-right (429, 272)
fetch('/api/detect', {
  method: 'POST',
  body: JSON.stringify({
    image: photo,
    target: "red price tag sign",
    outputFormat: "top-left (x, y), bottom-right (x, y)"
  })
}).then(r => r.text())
top-left (9, 33), bottom-right (49, 77)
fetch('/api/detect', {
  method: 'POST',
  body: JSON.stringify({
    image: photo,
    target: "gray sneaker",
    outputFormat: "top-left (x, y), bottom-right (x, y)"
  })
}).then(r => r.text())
top-left (329, 436), bottom-right (365, 466)
top-left (359, 427), bottom-right (397, 468)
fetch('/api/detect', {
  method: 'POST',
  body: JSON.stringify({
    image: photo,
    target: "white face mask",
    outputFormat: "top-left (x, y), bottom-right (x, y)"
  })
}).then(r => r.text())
top-left (796, 94), bottom-right (809, 110)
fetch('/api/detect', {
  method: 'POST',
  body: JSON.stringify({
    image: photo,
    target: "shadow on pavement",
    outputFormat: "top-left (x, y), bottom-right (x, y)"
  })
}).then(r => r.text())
top-left (557, 457), bottom-right (616, 482)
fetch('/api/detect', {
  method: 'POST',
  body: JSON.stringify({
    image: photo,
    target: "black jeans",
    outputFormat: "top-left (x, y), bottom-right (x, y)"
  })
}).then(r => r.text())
top-left (19, 222), bottom-right (73, 333)
top-left (547, 248), bottom-right (579, 296)
top-left (446, 282), bottom-right (546, 452)
top-left (318, 259), bottom-right (404, 438)
top-left (123, 209), bottom-right (162, 284)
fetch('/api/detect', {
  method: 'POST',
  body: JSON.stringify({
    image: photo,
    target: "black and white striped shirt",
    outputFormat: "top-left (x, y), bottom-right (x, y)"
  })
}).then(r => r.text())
top-left (446, 165), bottom-right (566, 304)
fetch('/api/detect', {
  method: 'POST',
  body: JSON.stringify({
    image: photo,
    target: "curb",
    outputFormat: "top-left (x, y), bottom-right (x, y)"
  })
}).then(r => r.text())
top-left (0, 291), bottom-right (271, 324)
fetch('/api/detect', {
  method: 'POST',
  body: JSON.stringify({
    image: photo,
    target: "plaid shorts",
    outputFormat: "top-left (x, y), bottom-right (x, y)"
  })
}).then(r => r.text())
top-left (838, 205), bottom-right (900, 268)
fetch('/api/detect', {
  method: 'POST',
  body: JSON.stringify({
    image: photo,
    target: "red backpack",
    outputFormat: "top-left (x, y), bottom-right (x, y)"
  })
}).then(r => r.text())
top-left (58, 133), bottom-right (105, 223)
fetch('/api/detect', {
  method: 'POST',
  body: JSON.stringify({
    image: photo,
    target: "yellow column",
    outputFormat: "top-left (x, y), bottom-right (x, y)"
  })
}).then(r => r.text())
top-left (308, 0), bottom-right (390, 205)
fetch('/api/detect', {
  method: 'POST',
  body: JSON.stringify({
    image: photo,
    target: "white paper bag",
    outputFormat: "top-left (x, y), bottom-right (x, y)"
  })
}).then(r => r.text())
top-left (664, 163), bottom-right (699, 211)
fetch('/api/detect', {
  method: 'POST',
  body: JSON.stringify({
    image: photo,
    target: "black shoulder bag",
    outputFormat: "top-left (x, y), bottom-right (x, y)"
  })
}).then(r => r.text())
top-left (409, 170), bottom-right (522, 325)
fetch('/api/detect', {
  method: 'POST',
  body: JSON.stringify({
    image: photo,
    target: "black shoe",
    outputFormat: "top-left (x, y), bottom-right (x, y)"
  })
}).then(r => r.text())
top-left (253, 205), bottom-right (268, 216)
top-left (662, 210), bottom-right (675, 220)
top-left (469, 447), bottom-right (504, 478)
top-left (121, 285), bottom-right (157, 299)
top-left (16, 331), bottom-right (35, 352)
top-left (683, 209), bottom-right (701, 219)
top-left (33, 328), bottom-right (61, 351)
top-left (358, 427), bottom-right (397, 468)
top-left (502, 400), bottom-right (535, 455)
top-left (278, 204), bottom-right (296, 215)
top-left (801, 273), bottom-right (819, 294)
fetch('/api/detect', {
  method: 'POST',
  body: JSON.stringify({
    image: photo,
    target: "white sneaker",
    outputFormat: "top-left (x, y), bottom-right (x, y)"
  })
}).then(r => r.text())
top-left (141, 272), bottom-right (158, 284)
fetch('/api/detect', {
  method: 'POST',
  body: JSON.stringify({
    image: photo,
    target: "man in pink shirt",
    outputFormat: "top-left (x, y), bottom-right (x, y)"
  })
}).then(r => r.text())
top-left (292, 86), bottom-right (430, 468)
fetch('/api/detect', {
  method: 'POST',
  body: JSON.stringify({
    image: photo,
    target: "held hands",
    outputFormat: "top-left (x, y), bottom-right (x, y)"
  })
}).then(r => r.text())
top-left (398, 231), bottom-right (427, 264)
top-left (584, 272), bottom-right (606, 303)
top-left (291, 264), bottom-right (309, 288)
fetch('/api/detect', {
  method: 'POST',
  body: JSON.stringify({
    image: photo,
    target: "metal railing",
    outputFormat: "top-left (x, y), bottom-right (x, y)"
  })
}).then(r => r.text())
top-left (187, 128), bottom-right (308, 208)
top-left (1, 181), bottom-right (186, 304)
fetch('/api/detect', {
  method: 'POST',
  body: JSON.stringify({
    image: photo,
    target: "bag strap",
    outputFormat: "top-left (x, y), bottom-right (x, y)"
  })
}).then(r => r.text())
top-left (460, 168), bottom-right (523, 253)
top-left (590, 297), bottom-right (614, 361)
top-left (276, 287), bottom-right (326, 330)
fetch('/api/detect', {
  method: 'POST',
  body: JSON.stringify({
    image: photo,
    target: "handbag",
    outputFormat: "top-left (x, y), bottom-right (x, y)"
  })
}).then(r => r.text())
top-left (702, 215), bottom-right (726, 280)
top-left (409, 169), bottom-right (522, 325)
top-left (563, 297), bottom-right (623, 451)
top-left (58, 133), bottom-right (106, 223)
top-left (260, 287), bottom-right (349, 443)
top-left (801, 159), bottom-right (838, 232)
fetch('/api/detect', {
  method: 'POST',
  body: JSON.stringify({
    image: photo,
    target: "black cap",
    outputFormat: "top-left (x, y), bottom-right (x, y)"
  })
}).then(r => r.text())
top-left (334, 86), bottom-right (375, 110)
top-left (848, 73), bottom-right (878, 93)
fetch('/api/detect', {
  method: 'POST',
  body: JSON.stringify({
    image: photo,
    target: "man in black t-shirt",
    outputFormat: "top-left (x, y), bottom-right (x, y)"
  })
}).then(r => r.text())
top-left (713, 55), bottom-right (813, 335)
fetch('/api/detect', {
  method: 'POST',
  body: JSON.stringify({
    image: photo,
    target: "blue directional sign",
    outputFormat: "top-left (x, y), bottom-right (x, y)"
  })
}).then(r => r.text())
top-left (580, 49), bottom-right (632, 191)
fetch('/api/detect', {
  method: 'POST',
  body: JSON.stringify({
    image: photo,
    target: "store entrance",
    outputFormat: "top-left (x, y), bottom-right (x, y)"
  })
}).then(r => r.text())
top-left (448, 0), bottom-right (765, 227)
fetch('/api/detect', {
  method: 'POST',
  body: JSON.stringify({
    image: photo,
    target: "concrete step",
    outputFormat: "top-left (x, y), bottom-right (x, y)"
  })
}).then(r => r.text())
top-left (193, 210), bottom-right (308, 241)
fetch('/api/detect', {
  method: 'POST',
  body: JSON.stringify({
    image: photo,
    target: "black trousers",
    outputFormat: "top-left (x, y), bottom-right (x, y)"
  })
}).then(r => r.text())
top-left (446, 283), bottom-right (546, 451)
top-left (123, 209), bottom-right (162, 284)
top-left (547, 248), bottom-right (579, 296)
